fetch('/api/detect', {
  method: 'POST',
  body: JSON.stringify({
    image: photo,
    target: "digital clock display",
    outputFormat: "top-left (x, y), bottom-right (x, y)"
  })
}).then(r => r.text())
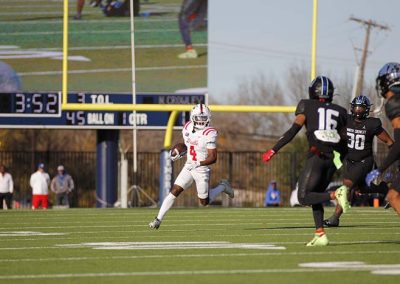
top-left (0, 93), bottom-right (61, 117)
top-left (0, 92), bottom-right (206, 129)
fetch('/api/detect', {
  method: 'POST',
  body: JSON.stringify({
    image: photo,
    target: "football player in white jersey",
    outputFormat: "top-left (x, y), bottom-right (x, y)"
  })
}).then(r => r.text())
top-left (149, 104), bottom-right (234, 229)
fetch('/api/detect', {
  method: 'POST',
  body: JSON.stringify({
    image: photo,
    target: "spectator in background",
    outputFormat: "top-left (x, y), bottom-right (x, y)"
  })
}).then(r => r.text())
top-left (0, 165), bottom-right (13, 209)
top-left (30, 163), bottom-right (50, 210)
top-left (264, 180), bottom-right (281, 207)
top-left (177, 0), bottom-right (207, 59)
top-left (51, 165), bottom-right (74, 207)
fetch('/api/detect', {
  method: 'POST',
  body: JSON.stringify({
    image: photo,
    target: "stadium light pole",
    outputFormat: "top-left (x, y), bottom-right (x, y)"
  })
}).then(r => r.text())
top-left (310, 0), bottom-right (318, 80)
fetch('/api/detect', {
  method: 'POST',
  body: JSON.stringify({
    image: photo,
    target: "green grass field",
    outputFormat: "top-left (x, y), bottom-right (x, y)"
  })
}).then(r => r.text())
top-left (0, 207), bottom-right (399, 283)
top-left (0, 0), bottom-right (207, 93)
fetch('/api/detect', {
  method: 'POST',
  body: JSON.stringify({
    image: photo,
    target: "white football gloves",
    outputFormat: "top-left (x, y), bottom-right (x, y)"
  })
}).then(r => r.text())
top-left (185, 160), bottom-right (201, 171)
top-left (169, 148), bottom-right (185, 161)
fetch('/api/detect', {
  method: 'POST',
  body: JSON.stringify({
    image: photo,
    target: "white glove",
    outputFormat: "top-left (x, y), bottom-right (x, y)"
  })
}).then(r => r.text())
top-left (185, 161), bottom-right (201, 171)
top-left (169, 149), bottom-right (183, 161)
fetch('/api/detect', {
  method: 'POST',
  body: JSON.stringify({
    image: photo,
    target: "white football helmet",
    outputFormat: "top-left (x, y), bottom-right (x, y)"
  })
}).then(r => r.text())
top-left (190, 104), bottom-right (211, 130)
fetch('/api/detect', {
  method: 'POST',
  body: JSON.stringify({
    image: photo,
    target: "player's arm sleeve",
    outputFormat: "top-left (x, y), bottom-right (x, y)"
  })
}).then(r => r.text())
top-left (272, 123), bottom-right (302, 152)
top-left (378, 128), bottom-right (400, 171)
top-left (374, 118), bottom-right (384, 136)
top-left (206, 130), bottom-right (218, 149)
top-left (272, 101), bottom-right (304, 152)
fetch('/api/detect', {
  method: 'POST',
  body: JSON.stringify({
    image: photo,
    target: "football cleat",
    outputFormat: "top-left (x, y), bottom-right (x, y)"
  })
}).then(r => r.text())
top-left (384, 201), bottom-right (391, 209)
top-left (149, 217), bottom-right (161, 229)
top-left (335, 185), bottom-right (351, 213)
top-left (220, 180), bottom-right (234, 198)
top-left (306, 233), bottom-right (329, 246)
top-left (323, 216), bottom-right (340, 227)
top-left (178, 49), bottom-right (198, 59)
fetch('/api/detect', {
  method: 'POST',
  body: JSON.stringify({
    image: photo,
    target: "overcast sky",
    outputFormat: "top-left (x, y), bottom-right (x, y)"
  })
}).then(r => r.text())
top-left (208, 0), bottom-right (400, 102)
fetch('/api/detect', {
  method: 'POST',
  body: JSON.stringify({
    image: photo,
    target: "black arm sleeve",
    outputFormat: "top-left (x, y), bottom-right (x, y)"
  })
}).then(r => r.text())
top-left (272, 123), bottom-right (302, 152)
top-left (378, 128), bottom-right (400, 172)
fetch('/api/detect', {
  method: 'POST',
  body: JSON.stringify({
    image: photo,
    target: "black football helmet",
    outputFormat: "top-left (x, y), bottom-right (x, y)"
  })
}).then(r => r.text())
top-left (376, 62), bottom-right (400, 98)
top-left (350, 95), bottom-right (371, 120)
top-left (309, 76), bottom-right (334, 102)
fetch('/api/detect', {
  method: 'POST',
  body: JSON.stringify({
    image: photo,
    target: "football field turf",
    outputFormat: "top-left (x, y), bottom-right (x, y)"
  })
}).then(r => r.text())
top-left (0, 207), bottom-right (399, 283)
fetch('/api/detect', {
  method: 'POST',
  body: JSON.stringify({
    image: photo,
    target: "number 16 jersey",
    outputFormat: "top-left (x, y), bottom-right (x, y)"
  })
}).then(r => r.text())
top-left (295, 99), bottom-right (347, 154)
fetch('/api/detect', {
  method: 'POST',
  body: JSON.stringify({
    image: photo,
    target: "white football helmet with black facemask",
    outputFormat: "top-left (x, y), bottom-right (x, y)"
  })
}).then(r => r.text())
top-left (190, 104), bottom-right (211, 130)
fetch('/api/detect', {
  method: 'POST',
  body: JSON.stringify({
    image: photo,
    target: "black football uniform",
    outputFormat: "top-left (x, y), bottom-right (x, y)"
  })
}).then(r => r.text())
top-left (295, 99), bottom-right (347, 209)
top-left (383, 94), bottom-right (400, 193)
top-left (344, 114), bottom-right (383, 187)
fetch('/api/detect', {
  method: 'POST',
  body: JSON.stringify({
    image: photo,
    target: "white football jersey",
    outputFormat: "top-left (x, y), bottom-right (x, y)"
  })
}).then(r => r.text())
top-left (182, 121), bottom-right (218, 163)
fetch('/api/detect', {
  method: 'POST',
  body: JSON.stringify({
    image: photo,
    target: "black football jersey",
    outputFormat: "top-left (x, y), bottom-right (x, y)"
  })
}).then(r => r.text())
top-left (385, 93), bottom-right (400, 120)
top-left (346, 114), bottom-right (383, 161)
top-left (295, 99), bottom-right (347, 153)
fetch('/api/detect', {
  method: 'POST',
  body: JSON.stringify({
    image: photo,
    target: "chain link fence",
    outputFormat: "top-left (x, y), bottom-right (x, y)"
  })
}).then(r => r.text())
top-left (0, 150), bottom-right (390, 208)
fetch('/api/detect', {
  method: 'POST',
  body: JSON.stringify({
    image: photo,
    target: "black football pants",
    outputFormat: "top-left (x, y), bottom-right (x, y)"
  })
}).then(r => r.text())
top-left (298, 154), bottom-right (336, 229)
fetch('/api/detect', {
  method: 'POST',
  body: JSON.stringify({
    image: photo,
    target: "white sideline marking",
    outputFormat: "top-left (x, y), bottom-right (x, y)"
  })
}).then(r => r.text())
top-left (0, 239), bottom-right (397, 250)
top-left (300, 261), bottom-right (400, 276)
top-left (0, 250), bottom-right (398, 263)
top-left (0, 45), bottom-right (19, 49)
top-left (2, 18), bottom-right (177, 25)
top-left (0, 267), bottom-right (395, 280)
top-left (1, 220), bottom-right (397, 230)
top-left (29, 43), bottom-right (207, 51)
top-left (0, 231), bottom-right (65, 237)
top-left (0, 46), bottom-right (90, 61)
top-left (0, 29), bottom-right (179, 36)
top-left (57, 241), bottom-right (286, 250)
top-left (18, 65), bottom-right (207, 76)
top-left (0, 11), bottom-right (98, 16)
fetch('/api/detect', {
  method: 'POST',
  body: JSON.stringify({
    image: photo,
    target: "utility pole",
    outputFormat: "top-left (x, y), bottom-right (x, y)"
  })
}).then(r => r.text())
top-left (350, 16), bottom-right (389, 96)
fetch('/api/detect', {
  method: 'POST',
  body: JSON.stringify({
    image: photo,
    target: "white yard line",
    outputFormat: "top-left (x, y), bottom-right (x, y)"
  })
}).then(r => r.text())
top-left (0, 239), bottom-right (397, 251)
top-left (0, 250), bottom-right (398, 263)
top-left (0, 267), bottom-right (385, 280)
top-left (32, 43), bottom-right (207, 51)
top-left (0, 219), bottom-right (396, 229)
top-left (0, 11), bottom-right (98, 16)
top-left (1, 18), bottom-right (177, 25)
top-left (0, 29), bottom-right (179, 36)
top-left (0, 216), bottom-right (392, 226)
top-left (18, 65), bottom-right (207, 76)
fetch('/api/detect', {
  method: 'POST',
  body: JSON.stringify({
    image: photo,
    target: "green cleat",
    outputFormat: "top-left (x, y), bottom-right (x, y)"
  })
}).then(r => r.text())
top-left (306, 233), bottom-right (329, 246)
top-left (335, 185), bottom-right (351, 213)
top-left (178, 49), bottom-right (198, 59)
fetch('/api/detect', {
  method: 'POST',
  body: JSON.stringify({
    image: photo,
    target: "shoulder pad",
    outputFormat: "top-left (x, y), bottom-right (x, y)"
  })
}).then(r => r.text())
top-left (385, 94), bottom-right (400, 120)
top-left (203, 127), bottom-right (218, 136)
top-left (295, 99), bottom-right (307, 115)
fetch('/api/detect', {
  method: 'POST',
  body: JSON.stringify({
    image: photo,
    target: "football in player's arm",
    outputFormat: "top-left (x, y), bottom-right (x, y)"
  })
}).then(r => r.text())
top-left (263, 76), bottom-right (350, 246)
top-left (324, 95), bottom-right (394, 227)
top-left (149, 104), bottom-right (234, 230)
top-left (365, 62), bottom-right (400, 216)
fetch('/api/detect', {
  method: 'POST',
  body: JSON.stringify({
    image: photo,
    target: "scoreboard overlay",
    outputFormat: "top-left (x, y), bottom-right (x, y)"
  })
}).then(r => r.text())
top-left (0, 92), bottom-right (206, 129)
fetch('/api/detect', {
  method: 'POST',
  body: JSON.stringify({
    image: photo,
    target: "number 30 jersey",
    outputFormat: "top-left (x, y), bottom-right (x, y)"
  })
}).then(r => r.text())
top-left (182, 121), bottom-right (218, 164)
top-left (346, 114), bottom-right (383, 161)
top-left (295, 99), bottom-right (347, 154)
